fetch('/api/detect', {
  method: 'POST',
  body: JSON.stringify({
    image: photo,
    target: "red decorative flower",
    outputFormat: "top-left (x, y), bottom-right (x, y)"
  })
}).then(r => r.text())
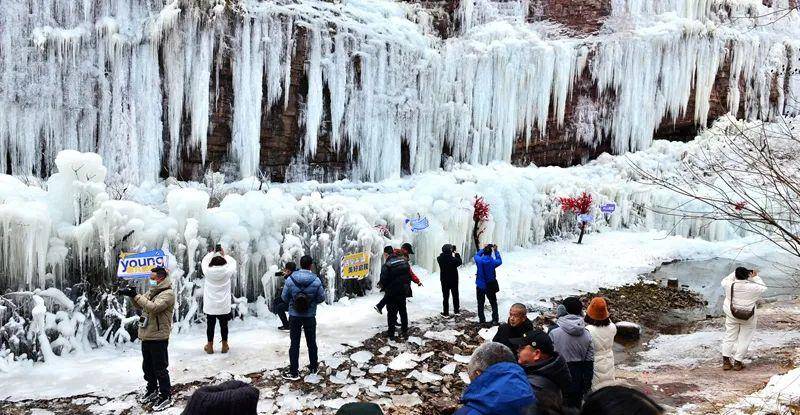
top-left (559, 192), bottom-right (593, 215)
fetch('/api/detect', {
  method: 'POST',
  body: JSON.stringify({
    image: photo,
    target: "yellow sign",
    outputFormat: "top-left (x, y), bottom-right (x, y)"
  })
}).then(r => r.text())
top-left (341, 252), bottom-right (371, 280)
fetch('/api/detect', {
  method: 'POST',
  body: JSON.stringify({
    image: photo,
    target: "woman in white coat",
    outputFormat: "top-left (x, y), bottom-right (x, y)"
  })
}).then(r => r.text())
top-left (721, 267), bottom-right (767, 371)
top-left (585, 297), bottom-right (617, 391)
top-left (201, 248), bottom-right (237, 354)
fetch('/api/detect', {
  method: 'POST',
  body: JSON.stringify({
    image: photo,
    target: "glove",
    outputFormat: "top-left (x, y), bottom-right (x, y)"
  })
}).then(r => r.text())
top-left (118, 287), bottom-right (137, 298)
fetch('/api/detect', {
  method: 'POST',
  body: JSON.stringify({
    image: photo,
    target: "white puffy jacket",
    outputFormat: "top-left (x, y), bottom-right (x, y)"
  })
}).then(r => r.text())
top-left (586, 322), bottom-right (617, 391)
top-left (722, 273), bottom-right (767, 320)
top-left (201, 253), bottom-right (237, 315)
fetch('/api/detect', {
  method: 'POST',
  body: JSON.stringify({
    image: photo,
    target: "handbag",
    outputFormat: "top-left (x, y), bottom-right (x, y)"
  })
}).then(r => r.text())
top-left (729, 281), bottom-right (755, 320)
top-left (486, 279), bottom-right (500, 294)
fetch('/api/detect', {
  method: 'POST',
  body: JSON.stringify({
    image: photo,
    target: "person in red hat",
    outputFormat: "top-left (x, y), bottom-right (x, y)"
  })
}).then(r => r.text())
top-left (585, 297), bottom-right (617, 391)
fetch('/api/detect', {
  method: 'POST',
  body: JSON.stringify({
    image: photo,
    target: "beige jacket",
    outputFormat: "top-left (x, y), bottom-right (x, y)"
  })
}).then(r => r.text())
top-left (133, 279), bottom-right (175, 341)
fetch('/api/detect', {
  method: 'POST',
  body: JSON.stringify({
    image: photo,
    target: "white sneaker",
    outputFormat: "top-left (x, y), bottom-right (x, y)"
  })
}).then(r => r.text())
top-left (136, 390), bottom-right (159, 405)
top-left (281, 371), bottom-right (300, 381)
top-left (151, 395), bottom-right (173, 411)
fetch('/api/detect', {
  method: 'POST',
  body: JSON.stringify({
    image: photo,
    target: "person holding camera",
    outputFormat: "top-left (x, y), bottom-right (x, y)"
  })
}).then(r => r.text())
top-left (119, 266), bottom-right (175, 411)
top-left (272, 262), bottom-right (297, 331)
top-left (281, 255), bottom-right (326, 381)
top-left (201, 245), bottom-right (238, 354)
top-left (474, 244), bottom-right (502, 325)
top-left (437, 244), bottom-right (462, 316)
top-left (721, 266), bottom-right (767, 371)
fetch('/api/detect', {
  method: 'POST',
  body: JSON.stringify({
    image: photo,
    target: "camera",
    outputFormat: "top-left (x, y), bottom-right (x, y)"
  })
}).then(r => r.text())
top-left (274, 271), bottom-right (284, 277)
top-left (112, 277), bottom-right (132, 294)
top-left (214, 244), bottom-right (222, 252)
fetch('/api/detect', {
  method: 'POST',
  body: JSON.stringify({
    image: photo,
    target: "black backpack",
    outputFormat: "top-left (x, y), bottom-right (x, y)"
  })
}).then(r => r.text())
top-left (290, 276), bottom-right (313, 313)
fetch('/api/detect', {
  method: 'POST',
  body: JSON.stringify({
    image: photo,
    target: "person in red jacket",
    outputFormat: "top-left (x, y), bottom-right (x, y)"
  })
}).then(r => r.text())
top-left (374, 244), bottom-right (422, 314)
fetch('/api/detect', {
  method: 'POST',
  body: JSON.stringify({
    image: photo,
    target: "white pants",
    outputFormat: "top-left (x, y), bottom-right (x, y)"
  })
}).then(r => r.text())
top-left (722, 315), bottom-right (757, 362)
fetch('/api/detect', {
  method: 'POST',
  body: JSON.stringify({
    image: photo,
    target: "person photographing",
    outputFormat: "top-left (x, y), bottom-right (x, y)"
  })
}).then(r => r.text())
top-left (721, 266), bottom-right (767, 371)
top-left (272, 262), bottom-right (297, 331)
top-left (119, 266), bottom-right (175, 411)
top-left (437, 244), bottom-right (462, 316)
top-left (200, 245), bottom-right (237, 354)
top-left (474, 244), bottom-right (502, 325)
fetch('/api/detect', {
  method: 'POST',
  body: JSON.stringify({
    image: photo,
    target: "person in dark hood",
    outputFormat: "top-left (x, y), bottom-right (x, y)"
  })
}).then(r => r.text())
top-left (493, 303), bottom-right (534, 355)
top-left (548, 297), bottom-right (594, 408)
top-left (580, 386), bottom-right (664, 415)
top-left (379, 246), bottom-right (412, 339)
top-left (511, 329), bottom-right (572, 413)
top-left (455, 342), bottom-right (536, 415)
top-left (437, 244), bottom-right (462, 316)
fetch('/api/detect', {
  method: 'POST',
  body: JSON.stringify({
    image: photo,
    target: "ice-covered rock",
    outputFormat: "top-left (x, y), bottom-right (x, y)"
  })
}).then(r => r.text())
top-left (350, 350), bottom-right (374, 365)
top-left (392, 393), bottom-right (423, 407)
top-left (369, 364), bottom-right (388, 374)
top-left (388, 353), bottom-right (420, 370)
top-left (407, 370), bottom-right (443, 384)
top-left (441, 362), bottom-right (458, 375)
top-left (424, 329), bottom-right (464, 343)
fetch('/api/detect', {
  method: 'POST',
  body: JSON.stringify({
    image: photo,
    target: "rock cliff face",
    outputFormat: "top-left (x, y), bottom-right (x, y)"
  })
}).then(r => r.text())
top-left (2, 0), bottom-right (798, 183)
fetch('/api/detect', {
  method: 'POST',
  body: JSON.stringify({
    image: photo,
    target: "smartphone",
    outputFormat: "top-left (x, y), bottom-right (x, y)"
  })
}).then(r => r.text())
top-left (215, 244), bottom-right (222, 252)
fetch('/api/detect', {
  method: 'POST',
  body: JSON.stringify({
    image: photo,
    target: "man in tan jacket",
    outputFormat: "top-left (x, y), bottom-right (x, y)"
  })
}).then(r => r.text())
top-left (120, 266), bottom-right (175, 411)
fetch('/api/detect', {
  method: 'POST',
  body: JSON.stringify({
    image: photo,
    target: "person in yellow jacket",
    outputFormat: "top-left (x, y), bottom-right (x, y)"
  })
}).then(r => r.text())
top-left (120, 266), bottom-right (175, 411)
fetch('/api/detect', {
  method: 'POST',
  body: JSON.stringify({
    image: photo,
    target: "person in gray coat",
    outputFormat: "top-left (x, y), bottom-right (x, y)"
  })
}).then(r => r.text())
top-left (548, 297), bottom-right (594, 408)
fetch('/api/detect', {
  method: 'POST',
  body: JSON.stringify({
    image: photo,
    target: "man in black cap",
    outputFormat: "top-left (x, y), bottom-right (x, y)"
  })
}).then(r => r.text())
top-left (511, 329), bottom-right (572, 413)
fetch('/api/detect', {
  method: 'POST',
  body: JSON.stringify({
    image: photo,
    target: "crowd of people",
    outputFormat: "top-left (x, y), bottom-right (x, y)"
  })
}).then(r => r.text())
top-left (116, 240), bottom-right (767, 413)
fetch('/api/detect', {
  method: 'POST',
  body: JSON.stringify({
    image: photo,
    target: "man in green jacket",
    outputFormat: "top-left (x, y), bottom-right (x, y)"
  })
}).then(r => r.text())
top-left (120, 266), bottom-right (175, 411)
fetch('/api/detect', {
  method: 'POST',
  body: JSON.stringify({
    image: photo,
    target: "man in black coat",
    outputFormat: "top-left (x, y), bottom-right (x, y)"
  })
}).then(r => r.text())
top-left (492, 303), bottom-right (534, 354)
top-left (437, 244), bottom-right (462, 316)
top-left (511, 329), bottom-right (572, 414)
top-left (379, 247), bottom-right (412, 338)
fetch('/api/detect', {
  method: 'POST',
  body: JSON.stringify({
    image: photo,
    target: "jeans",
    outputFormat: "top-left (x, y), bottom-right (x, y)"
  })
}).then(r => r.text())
top-left (142, 340), bottom-right (171, 398)
top-left (206, 313), bottom-right (229, 342)
top-left (386, 298), bottom-right (408, 336)
top-left (476, 287), bottom-right (498, 323)
top-left (442, 283), bottom-right (459, 315)
top-left (289, 316), bottom-right (318, 376)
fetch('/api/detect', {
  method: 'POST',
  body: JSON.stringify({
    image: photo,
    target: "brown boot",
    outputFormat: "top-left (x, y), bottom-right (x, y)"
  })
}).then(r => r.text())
top-left (221, 341), bottom-right (229, 354)
top-left (732, 360), bottom-right (745, 371)
top-left (723, 356), bottom-right (732, 371)
top-left (204, 342), bottom-right (214, 354)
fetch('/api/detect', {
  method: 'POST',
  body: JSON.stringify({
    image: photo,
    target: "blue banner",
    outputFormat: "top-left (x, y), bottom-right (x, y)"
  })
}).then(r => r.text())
top-left (405, 216), bottom-right (430, 233)
top-left (117, 249), bottom-right (168, 279)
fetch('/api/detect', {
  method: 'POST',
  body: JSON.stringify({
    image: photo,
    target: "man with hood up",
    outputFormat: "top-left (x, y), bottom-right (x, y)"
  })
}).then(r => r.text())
top-left (437, 244), bottom-right (462, 316)
top-left (512, 329), bottom-right (572, 413)
top-left (455, 342), bottom-right (536, 415)
top-left (548, 297), bottom-right (594, 408)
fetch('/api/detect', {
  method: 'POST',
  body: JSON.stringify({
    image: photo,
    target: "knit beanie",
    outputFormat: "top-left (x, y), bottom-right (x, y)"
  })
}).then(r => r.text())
top-left (182, 380), bottom-right (259, 415)
top-left (587, 297), bottom-right (610, 321)
top-left (562, 297), bottom-right (583, 316)
top-left (336, 402), bottom-right (384, 415)
top-left (556, 304), bottom-right (568, 318)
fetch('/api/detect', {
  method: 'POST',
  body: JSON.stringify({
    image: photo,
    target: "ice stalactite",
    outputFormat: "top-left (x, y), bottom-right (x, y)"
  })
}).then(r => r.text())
top-left (231, 17), bottom-right (265, 178)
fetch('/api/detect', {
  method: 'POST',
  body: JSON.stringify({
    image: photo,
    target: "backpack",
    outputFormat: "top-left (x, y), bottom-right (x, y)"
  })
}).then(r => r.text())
top-left (290, 276), bottom-right (313, 313)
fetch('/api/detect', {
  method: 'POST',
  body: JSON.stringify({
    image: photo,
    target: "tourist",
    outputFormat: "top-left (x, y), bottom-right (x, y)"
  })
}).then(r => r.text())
top-left (378, 247), bottom-right (412, 339)
top-left (200, 246), bottom-right (238, 354)
top-left (512, 329), bottom-right (572, 412)
top-left (455, 342), bottom-right (536, 415)
top-left (182, 380), bottom-right (259, 415)
top-left (119, 266), bottom-right (175, 411)
top-left (473, 244), bottom-right (502, 325)
top-left (584, 297), bottom-right (617, 390)
top-left (492, 303), bottom-right (534, 354)
top-left (437, 243), bottom-right (463, 316)
top-left (271, 262), bottom-right (297, 331)
top-left (281, 255), bottom-right (326, 380)
top-left (549, 297), bottom-right (593, 408)
top-left (721, 267), bottom-right (767, 371)
top-left (580, 386), bottom-right (664, 415)
top-left (374, 245), bottom-right (421, 314)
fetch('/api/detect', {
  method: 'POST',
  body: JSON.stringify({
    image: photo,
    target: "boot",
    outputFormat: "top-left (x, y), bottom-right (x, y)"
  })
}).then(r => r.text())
top-left (204, 342), bottom-right (214, 354)
top-left (221, 341), bottom-right (229, 354)
top-left (732, 360), bottom-right (745, 371)
top-left (722, 356), bottom-right (732, 371)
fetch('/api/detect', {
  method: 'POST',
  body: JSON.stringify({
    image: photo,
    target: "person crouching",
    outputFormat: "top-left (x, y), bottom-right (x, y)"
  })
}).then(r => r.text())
top-left (120, 266), bottom-right (175, 411)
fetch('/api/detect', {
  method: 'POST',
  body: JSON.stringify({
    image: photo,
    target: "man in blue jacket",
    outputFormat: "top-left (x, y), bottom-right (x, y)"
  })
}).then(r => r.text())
top-left (281, 255), bottom-right (326, 380)
top-left (455, 342), bottom-right (536, 415)
top-left (474, 244), bottom-right (502, 325)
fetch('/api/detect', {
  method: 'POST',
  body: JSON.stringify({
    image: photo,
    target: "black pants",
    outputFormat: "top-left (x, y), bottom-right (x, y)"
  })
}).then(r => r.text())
top-left (564, 361), bottom-right (594, 408)
top-left (289, 316), bottom-right (318, 375)
top-left (386, 298), bottom-right (408, 336)
top-left (476, 287), bottom-right (498, 323)
top-left (375, 294), bottom-right (387, 311)
top-left (442, 283), bottom-right (459, 315)
top-left (206, 313), bottom-right (229, 342)
top-left (273, 299), bottom-right (289, 327)
top-left (142, 340), bottom-right (170, 398)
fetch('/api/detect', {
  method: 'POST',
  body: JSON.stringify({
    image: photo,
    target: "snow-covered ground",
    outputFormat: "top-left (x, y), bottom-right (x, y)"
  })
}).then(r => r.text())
top-left (0, 230), bottom-right (782, 402)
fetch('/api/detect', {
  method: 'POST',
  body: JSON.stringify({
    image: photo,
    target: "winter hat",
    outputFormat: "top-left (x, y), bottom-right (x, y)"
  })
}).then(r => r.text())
top-left (562, 297), bottom-right (583, 316)
top-left (587, 297), bottom-right (610, 321)
top-left (556, 304), bottom-right (568, 318)
top-left (182, 380), bottom-right (259, 415)
top-left (335, 402), bottom-right (384, 415)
